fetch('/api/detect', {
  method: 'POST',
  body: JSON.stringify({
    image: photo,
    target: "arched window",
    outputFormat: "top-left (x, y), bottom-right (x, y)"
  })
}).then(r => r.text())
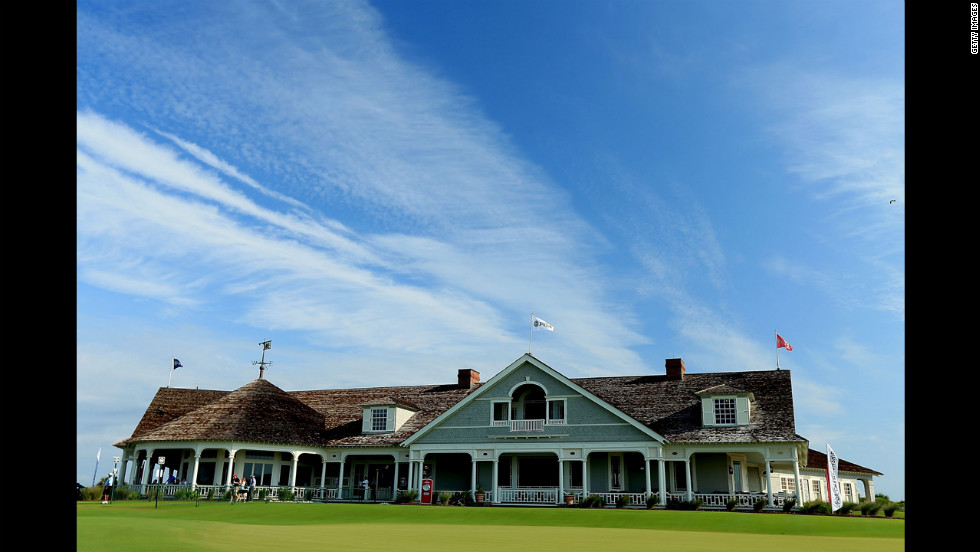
top-left (511, 383), bottom-right (546, 420)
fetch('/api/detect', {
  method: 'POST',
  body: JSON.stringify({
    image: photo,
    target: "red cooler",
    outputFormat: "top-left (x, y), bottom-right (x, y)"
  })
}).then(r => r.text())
top-left (420, 479), bottom-right (434, 504)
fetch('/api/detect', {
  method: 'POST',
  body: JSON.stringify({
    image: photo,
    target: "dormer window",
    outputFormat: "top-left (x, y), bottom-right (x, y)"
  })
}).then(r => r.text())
top-left (698, 386), bottom-right (753, 427)
top-left (361, 397), bottom-right (417, 434)
top-left (714, 398), bottom-right (736, 424)
top-left (371, 408), bottom-right (389, 431)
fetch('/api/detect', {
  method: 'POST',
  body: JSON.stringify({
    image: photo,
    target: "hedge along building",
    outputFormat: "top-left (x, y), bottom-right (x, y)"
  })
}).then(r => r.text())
top-left (114, 353), bottom-right (881, 507)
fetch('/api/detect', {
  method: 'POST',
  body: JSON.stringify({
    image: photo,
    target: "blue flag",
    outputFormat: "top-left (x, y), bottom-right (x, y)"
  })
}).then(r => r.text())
top-left (173, 358), bottom-right (182, 369)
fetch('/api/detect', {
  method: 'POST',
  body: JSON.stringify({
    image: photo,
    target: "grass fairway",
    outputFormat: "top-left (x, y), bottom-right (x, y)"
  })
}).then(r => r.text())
top-left (78, 501), bottom-right (904, 552)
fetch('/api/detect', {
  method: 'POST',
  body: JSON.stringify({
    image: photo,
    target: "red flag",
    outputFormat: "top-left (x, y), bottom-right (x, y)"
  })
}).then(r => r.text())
top-left (776, 334), bottom-right (793, 351)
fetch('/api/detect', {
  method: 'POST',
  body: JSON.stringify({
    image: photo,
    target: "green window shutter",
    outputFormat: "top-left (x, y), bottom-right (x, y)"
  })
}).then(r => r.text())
top-left (735, 396), bottom-right (750, 425)
top-left (702, 398), bottom-right (714, 426)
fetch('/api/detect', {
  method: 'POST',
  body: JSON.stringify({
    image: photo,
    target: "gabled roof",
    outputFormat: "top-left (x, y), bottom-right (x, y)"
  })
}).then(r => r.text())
top-left (403, 354), bottom-right (667, 446)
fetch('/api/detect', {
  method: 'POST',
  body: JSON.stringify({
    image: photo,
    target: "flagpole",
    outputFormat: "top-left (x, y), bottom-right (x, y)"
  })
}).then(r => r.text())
top-left (774, 331), bottom-right (780, 370)
top-left (529, 313), bottom-right (534, 355)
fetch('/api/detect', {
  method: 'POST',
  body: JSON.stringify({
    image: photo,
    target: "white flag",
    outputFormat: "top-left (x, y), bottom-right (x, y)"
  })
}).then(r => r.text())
top-left (826, 443), bottom-right (842, 512)
top-left (532, 316), bottom-right (554, 331)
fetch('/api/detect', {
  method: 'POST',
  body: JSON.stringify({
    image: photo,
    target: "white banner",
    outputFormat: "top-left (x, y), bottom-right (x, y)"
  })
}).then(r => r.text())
top-left (826, 443), bottom-right (842, 512)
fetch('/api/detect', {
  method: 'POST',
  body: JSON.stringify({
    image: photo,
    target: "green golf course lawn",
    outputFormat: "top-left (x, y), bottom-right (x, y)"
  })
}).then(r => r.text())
top-left (78, 501), bottom-right (904, 552)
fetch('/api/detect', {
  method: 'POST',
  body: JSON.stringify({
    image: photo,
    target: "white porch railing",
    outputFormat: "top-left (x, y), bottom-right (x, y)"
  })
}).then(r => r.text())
top-left (591, 492), bottom-right (649, 507)
top-left (496, 487), bottom-right (558, 504)
top-left (510, 419), bottom-right (544, 432)
top-left (667, 491), bottom-right (794, 509)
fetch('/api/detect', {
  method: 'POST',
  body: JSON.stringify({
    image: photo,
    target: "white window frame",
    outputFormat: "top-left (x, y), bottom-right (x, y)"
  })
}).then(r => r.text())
top-left (546, 398), bottom-right (566, 425)
top-left (714, 398), bottom-right (737, 424)
top-left (608, 452), bottom-right (624, 491)
top-left (702, 395), bottom-right (751, 427)
top-left (491, 400), bottom-right (510, 426)
top-left (369, 408), bottom-right (389, 432)
top-left (779, 476), bottom-right (796, 493)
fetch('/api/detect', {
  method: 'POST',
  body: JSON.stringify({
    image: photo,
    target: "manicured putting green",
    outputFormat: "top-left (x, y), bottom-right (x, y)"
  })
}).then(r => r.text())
top-left (77, 502), bottom-right (904, 552)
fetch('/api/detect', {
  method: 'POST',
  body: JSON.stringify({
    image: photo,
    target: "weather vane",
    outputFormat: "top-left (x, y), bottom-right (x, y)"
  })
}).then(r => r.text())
top-left (252, 340), bottom-right (272, 379)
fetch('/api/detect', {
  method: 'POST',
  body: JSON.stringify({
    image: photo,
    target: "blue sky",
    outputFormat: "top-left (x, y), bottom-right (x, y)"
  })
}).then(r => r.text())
top-left (77, 0), bottom-right (904, 499)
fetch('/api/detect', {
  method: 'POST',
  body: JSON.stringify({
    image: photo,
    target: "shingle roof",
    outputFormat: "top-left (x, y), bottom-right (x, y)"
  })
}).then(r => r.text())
top-left (803, 448), bottom-right (883, 476)
top-left (118, 366), bottom-right (799, 448)
top-left (116, 379), bottom-right (329, 447)
top-left (571, 370), bottom-right (800, 443)
top-left (291, 383), bottom-right (480, 447)
top-left (118, 379), bottom-right (481, 449)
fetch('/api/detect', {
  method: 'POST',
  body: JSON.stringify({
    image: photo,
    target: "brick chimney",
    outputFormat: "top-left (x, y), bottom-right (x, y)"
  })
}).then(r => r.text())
top-left (458, 368), bottom-right (480, 389)
top-left (665, 358), bottom-right (686, 379)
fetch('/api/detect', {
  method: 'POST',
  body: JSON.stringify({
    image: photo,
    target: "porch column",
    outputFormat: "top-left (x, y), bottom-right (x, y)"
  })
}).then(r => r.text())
top-left (580, 458), bottom-right (588, 498)
top-left (582, 452), bottom-right (589, 497)
top-left (407, 460), bottom-right (415, 495)
top-left (337, 456), bottom-right (345, 499)
top-left (320, 459), bottom-right (328, 490)
top-left (290, 453), bottom-right (299, 487)
top-left (861, 477), bottom-right (874, 501)
top-left (765, 460), bottom-right (774, 508)
top-left (492, 457), bottom-right (499, 504)
top-left (225, 450), bottom-right (237, 486)
top-left (644, 457), bottom-right (652, 500)
top-left (392, 456), bottom-right (399, 495)
top-left (657, 459), bottom-right (666, 505)
top-left (471, 455), bottom-right (477, 499)
top-left (792, 459), bottom-right (801, 506)
top-left (684, 458), bottom-right (693, 502)
top-left (557, 457), bottom-right (564, 505)
top-left (119, 455), bottom-right (130, 486)
top-left (140, 448), bottom-right (155, 485)
top-left (191, 453), bottom-right (202, 490)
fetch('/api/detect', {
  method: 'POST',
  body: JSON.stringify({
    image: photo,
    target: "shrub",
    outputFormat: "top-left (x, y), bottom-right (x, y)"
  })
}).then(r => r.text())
top-left (752, 497), bottom-right (767, 511)
top-left (883, 502), bottom-right (900, 517)
top-left (782, 498), bottom-right (796, 512)
top-left (646, 493), bottom-right (659, 509)
top-left (173, 488), bottom-right (199, 501)
top-left (799, 501), bottom-right (830, 515)
top-left (666, 498), bottom-right (702, 511)
top-left (614, 495), bottom-right (628, 508)
top-left (394, 490), bottom-right (418, 504)
top-left (79, 486), bottom-right (104, 501)
top-left (258, 489), bottom-right (268, 501)
top-left (279, 488), bottom-right (295, 502)
top-left (725, 497), bottom-right (738, 511)
top-left (438, 492), bottom-right (452, 505)
top-left (836, 502), bottom-right (857, 515)
top-left (580, 495), bottom-right (605, 509)
top-left (447, 491), bottom-right (473, 506)
top-left (859, 500), bottom-right (882, 516)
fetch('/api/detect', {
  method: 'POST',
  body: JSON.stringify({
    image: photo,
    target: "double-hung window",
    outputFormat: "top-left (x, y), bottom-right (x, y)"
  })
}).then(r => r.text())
top-left (371, 408), bottom-right (388, 431)
top-left (714, 398), bottom-right (737, 424)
